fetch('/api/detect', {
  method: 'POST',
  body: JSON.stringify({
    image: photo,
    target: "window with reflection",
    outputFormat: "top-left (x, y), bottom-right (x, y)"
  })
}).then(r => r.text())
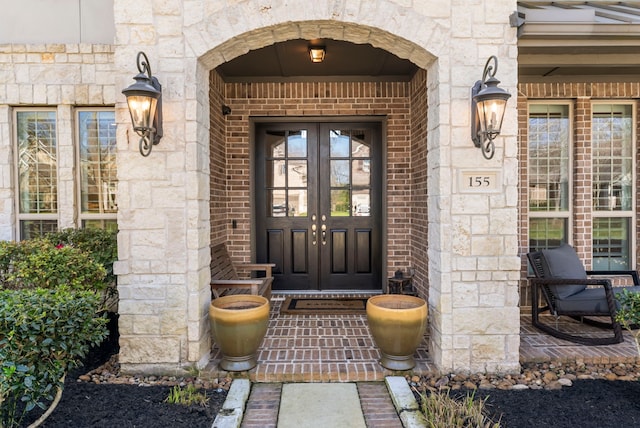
top-left (592, 104), bottom-right (633, 269)
top-left (16, 110), bottom-right (58, 239)
top-left (528, 104), bottom-right (570, 252)
top-left (329, 129), bottom-right (372, 217)
top-left (78, 109), bottom-right (117, 230)
top-left (265, 130), bottom-right (308, 217)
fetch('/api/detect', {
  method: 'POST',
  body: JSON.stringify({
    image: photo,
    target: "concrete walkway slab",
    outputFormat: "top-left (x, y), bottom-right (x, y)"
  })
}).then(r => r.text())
top-left (278, 383), bottom-right (367, 428)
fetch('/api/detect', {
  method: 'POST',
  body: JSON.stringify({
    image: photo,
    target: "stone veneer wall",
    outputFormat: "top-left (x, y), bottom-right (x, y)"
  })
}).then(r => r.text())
top-left (0, 43), bottom-right (116, 242)
top-left (517, 82), bottom-right (640, 310)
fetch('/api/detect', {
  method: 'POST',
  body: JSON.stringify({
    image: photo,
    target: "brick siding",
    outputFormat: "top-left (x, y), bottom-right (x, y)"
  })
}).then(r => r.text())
top-left (518, 82), bottom-right (640, 308)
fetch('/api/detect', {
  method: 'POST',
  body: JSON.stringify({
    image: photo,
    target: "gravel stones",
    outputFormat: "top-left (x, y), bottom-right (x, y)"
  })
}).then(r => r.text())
top-left (408, 361), bottom-right (640, 393)
top-left (76, 354), bottom-right (232, 391)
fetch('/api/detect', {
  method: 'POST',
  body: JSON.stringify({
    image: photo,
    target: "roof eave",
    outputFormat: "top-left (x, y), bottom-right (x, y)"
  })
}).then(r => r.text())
top-left (518, 22), bottom-right (640, 45)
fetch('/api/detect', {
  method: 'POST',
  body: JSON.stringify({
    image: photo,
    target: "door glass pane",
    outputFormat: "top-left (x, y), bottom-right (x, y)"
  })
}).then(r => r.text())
top-left (78, 110), bottom-right (117, 214)
top-left (267, 131), bottom-right (286, 157)
top-left (266, 160), bottom-right (286, 187)
top-left (352, 190), bottom-right (370, 217)
top-left (592, 104), bottom-right (633, 212)
top-left (289, 189), bottom-right (307, 217)
top-left (528, 104), bottom-right (570, 212)
top-left (593, 217), bottom-right (630, 270)
top-left (351, 130), bottom-right (370, 157)
top-left (288, 160), bottom-right (307, 186)
top-left (330, 160), bottom-right (350, 187)
top-left (352, 160), bottom-right (370, 186)
top-left (288, 130), bottom-right (307, 157)
top-left (268, 189), bottom-right (287, 217)
top-left (330, 130), bottom-right (350, 157)
top-left (331, 189), bottom-right (350, 216)
top-left (265, 129), bottom-right (309, 218)
top-left (17, 111), bottom-right (57, 214)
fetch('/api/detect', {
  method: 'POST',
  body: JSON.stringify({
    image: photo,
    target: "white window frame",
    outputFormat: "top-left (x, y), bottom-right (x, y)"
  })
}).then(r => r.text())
top-left (13, 107), bottom-right (59, 240)
top-left (590, 101), bottom-right (636, 269)
top-left (74, 107), bottom-right (117, 229)
top-left (527, 101), bottom-right (574, 250)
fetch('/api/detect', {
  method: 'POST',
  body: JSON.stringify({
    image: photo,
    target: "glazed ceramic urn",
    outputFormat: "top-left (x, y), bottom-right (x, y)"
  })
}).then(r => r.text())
top-left (366, 294), bottom-right (428, 370)
top-left (209, 294), bottom-right (270, 371)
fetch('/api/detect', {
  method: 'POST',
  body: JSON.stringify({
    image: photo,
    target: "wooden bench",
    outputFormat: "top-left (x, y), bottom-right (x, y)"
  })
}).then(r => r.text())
top-left (210, 243), bottom-right (274, 300)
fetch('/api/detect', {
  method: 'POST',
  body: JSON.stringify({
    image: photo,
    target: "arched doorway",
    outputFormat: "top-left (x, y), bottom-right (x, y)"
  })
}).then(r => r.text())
top-left (208, 36), bottom-right (430, 296)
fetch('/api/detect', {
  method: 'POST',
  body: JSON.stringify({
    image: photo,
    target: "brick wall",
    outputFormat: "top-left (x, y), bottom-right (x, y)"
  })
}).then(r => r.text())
top-left (209, 70), bottom-right (227, 245)
top-left (209, 78), bottom-right (430, 287)
top-left (409, 69), bottom-right (428, 297)
top-left (518, 82), bottom-right (640, 308)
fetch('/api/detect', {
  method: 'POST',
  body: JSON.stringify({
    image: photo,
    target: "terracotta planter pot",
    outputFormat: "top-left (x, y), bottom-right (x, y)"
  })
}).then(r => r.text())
top-left (366, 294), bottom-right (428, 370)
top-left (209, 294), bottom-right (270, 371)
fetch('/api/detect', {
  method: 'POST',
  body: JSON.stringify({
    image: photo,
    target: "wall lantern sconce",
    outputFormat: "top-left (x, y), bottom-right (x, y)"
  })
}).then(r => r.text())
top-left (122, 51), bottom-right (163, 157)
top-left (471, 55), bottom-right (511, 159)
top-left (309, 46), bottom-right (326, 63)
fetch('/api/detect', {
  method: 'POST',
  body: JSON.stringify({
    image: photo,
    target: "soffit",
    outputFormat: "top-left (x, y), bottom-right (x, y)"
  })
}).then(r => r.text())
top-left (516, 1), bottom-right (640, 82)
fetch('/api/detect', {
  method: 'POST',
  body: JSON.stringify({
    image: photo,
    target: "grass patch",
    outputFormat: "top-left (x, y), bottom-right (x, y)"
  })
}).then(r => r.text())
top-left (165, 385), bottom-right (209, 407)
top-left (417, 389), bottom-right (501, 428)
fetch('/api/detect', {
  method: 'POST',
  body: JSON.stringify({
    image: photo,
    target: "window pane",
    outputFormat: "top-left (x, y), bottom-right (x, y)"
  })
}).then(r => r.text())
top-left (82, 219), bottom-right (118, 231)
top-left (288, 189), bottom-right (307, 217)
top-left (288, 131), bottom-right (307, 157)
top-left (268, 189), bottom-right (287, 217)
top-left (593, 217), bottom-right (630, 270)
top-left (266, 131), bottom-right (286, 158)
top-left (330, 130), bottom-right (350, 157)
top-left (17, 111), bottom-right (57, 214)
top-left (592, 104), bottom-right (633, 212)
top-left (529, 218), bottom-right (567, 252)
top-left (266, 159), bottom-right (286, 187)
top-left (79, 111), bottom-right (117, 214)
top-left (528, 104), bottom-right (570, 212)
top-left (20, 220), bottom-right (58, 240)
top-left (352, 190), bottom-right (370, 217)
top-left (351, 130), bottom-right (371, 158)
top-left (288, 160), bottom-right (307, 186)
top-left (352, 160), bottom-right (370, 186)
top-left (330, 160), bottom-right (350, 187)
top-left (331, 189), bottom-right (350, 216)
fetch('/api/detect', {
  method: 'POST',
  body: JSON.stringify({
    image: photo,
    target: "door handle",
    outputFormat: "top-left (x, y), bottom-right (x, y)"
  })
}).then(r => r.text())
top-left (311, 223), bottom-right (317, 246)
top-left (321, 224), bottom-right (327, 245)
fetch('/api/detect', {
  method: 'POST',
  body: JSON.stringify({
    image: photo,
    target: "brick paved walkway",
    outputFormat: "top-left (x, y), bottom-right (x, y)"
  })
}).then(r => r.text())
top-left (240, 382), bottom-right (401, 428)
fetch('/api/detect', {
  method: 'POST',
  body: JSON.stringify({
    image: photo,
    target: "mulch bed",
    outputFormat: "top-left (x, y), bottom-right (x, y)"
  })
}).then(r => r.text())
top-left (21, 313), bottom-right (227, 428)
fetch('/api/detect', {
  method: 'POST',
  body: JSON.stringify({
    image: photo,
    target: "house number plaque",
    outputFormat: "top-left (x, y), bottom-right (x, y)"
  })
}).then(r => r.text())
top-left (459, 170), bottom-right (500, 193)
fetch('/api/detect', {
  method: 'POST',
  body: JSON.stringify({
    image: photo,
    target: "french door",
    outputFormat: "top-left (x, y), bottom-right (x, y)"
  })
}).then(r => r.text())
top-left (255, 121), bottom-right (382, 291)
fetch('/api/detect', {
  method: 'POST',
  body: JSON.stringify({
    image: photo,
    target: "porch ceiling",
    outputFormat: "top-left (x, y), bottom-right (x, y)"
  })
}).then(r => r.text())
top-left (215, 38), bottom-right (419, 83)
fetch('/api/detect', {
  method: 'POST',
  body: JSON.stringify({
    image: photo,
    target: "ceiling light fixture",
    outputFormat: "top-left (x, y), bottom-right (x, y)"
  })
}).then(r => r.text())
top-left (309, 46), bottom-right (326, 63)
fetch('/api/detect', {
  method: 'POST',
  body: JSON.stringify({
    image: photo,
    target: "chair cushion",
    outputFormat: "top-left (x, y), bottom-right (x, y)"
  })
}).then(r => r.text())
top-left (541, 244), bottom-right (587, 299)
top-left (556, 286), bottom-right (640, 313)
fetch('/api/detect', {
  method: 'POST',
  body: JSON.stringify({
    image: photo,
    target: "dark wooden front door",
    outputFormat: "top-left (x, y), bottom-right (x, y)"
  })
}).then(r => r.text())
top-left (255, 121), bottom-right (382, 291)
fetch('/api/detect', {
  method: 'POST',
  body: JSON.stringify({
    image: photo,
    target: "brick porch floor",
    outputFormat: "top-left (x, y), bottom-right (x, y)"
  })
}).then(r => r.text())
top-left (203, 293), bottom-right (640, 382)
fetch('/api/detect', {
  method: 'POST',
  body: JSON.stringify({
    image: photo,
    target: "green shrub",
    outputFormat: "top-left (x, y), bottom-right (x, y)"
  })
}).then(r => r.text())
top-left (615, 289), bottom-right (640, 354)
top-left (0, 239), bottom-right (106, 294)
top-left (0, 288), bottom-right (108, 428)
top-left (43, 228), bottom-right (117, 287)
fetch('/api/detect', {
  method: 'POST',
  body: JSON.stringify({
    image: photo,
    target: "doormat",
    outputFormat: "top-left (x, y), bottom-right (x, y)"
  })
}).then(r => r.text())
top-left (280, 297), bottom-right (369, 315)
